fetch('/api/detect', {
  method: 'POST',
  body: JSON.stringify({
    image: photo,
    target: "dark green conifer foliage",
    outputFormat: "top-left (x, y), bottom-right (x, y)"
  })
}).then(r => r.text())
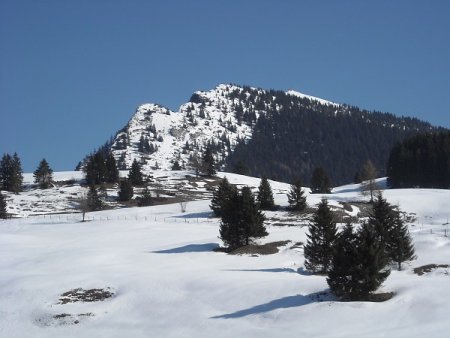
top-left (287, 178), bottom-right (307, 212)
top-left (368, 193), bottom-right (396, 250)
top-left (387, 212), bottom-right (416, 270)
top-left (84, 152), bottom-right (107, 186)
top-left (105, 153), bottom-right (119, 183)
top-left (257, 176), bottom-right (275, 210)
top-left (1, 153), bottom-right (23, 193)
top-left (87, 185), bottom-right (103, 211)
top-left (310, 166), bottom-right (331, 194)
top-left (171, 161), bottom-right (181, 170)
top-left (327, 223), bottom-right (359, 299)
top-left (33, 158), bottom-right (53, 189)
top-left (202, 147), bottom-right (216, 177)
top-left (137, 186), bottom-right (153, 207)
top-left (219, 187), bottom-right (267, 250)
top-left (304, 199), bottom-right (337, 274)
top-left (128, 159), bottom-right (144, 186)
top-left (210, 177), bottom-right (235, 217)
top-left (240, 186), bottom-right (267, 245)
top-left (0, 192), bottom-right (7, 219)
top-left (118, 179), bottom-right (134, 201)
top-left (352, 222), bottom-right (391, 299)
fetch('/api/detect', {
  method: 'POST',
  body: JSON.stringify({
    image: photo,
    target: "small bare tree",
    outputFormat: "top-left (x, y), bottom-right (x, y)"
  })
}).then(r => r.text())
top-left (77, 191), bottom-right (89, 222)
top-left (360, 160), bottom-right (379, 203)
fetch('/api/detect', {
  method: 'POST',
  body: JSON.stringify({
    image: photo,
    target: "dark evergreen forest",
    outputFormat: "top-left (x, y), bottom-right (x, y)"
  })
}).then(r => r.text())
top-left (224, 86), bottom-right (443, 185)
top-left (387, 131), bottom-right (450, 189)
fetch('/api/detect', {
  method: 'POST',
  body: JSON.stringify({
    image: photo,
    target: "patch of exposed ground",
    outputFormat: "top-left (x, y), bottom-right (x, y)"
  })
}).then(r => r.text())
top-left (413, 264), bottom-right (449, 276)
top-left (58, 288), bottom-right (114, 304)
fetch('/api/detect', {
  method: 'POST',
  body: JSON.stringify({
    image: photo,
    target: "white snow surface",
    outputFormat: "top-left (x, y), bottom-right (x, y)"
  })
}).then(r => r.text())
top-left (1, 172), bottom-right (450, 337)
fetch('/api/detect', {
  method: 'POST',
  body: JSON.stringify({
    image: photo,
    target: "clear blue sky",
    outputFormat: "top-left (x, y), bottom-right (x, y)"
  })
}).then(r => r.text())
top-left (1, 0), bottom-right (449, 172)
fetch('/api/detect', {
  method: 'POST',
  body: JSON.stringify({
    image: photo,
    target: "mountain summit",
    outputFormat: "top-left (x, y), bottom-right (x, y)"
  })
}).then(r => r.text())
top-left (83, 84), bottom-right (442, 185)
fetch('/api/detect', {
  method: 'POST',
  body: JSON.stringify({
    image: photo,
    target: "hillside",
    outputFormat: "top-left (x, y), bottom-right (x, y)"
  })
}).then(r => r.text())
top-left (1, 172), bottom-right (449, 337)
top-left (81, 84), bottom-right (443, 185)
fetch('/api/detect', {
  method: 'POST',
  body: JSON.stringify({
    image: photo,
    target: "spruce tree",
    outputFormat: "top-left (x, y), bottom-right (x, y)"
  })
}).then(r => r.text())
top-left (219, 187), bottom-right (267, 250)
top-left (0, 192), bottom-right (7, 219)
top-left (310, 166), bottom-right (331, 194)
top-left (0, 153), bottom-right (13, 191)
top-left (257, 176), bottom-right (275, 210)
top-left (118, 179), bottom-right (134, 202)
top-left (327, 223), bottom-right (359, 299)
top-left (387, 211), bottom-right (416, 270)
top-left (369, 193), bottom-right (396, 252)
top-left (105, 153), bottom-right (119, 183)
top-left (352, 222), bottom-right (391, 299)
top-left (202, 147), bottom-right (216, 177)
top-left (304, 199), bottom-right (337, 274)
top-left (287, 178), bottom-right (307, 212)
top-left (128, 159), bottom-right (144, 186)
top-left (87, 185), bottom-right (103, 211)
top-left (33, 158), bottom-right (53, 189)
top-left (137, 186), bottom-right (153, 206)
top-left (241, 186), bottom-right (267, 245)
top-left (171, 161), bottom-right (181, 170)
top-left (219, 190), bottom-right (245, 250)
top-left (210, 177), bottom-right (235, 217)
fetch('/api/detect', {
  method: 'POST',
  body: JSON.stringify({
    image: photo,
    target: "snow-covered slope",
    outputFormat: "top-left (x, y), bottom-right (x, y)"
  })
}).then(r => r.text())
top-left (1, 174), bottom-right (449, 338)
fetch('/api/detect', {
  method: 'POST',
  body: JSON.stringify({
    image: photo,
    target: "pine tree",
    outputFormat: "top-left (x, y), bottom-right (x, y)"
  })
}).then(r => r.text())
top-left (257, 176), bottom-right (275, 210)
top-left (304, 199), bottom-right (337, 274)
top-left (137, 186), bottom-right (152, 206)
top-left (387, 211), bottom-right (416, 270)
top-left (219, 187), bottom-right (267, 250)
top-left (287, 178), bottom-right (307, 212)
top-left (0, 153), bottom-right (13, 191)
top-left (33, 158), bottom-right (53, 189)
top-left (118, 179), bottom-right (134, 202)
top-left (128, 159), bottom-right (144, 186)
top-left (352, 222), bottom-right (391, 299)
top-left (105, 153), bottom-right (119, 183)
top-left (310, 166), bottom-right (331, 194)
top-left (87, 185), bottom-right (103, 211)
top-left (202, 147), bottom-right (216, 177)
top-left (369, 193), bottom-right (396, 252)
top-left (219, 190), bottom-right (245, 250)
top-left (84, 151), bottom-right (107, 186)
top-left (0, 192), bottom-right (7, 219)
top-left (241, 186), bottom-right (267, 245)
top-left (210, 177), bottom-right (236, 217)
top-left (327, 222), bottom-right (359, 299)
top-left (171, 161), bottom-right (181, 170)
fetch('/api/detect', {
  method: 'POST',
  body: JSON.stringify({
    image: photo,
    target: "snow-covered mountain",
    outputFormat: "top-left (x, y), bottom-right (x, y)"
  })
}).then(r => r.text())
top-left (87, 84), bottom-right (441, 184)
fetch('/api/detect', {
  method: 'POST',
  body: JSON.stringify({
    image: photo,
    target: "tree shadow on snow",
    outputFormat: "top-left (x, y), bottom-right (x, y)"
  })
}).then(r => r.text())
top-left (224, 267), bottom-right (313, 276)
top-left (172, 211), bottom-right (214, 219)
top-left (152, 243), bottom-right (219, 254)
top-left (211, 291), bottom-right (333, 319)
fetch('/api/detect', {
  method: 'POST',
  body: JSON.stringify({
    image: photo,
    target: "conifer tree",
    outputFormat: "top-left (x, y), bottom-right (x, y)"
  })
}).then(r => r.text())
top-left (327, 223), bottom-right (359, 299)
top-left (210, 177), bottom-right (235, 217)
top-left (304, 199), bottom-right (337, 274)
top-left (310, 166), bottom-right (331, 194)
top-left (202, 147), bottom-right (216, 177)
top-left (287, 178), bottom-right (307, 212)
top-left (118, 179), bottom-right (134, 201)
top-left (241, 186), bottom-right (267, 245)
top-left (105, 153), bottom-right (119, 183)
top-left (0, 192), bottom-right (7, 219)
top-left (219, 187), bottom-right (267, 250)
top-left (33, 158), bottom-right (53, 189)
top-left (387, 212), bottom-right (416, 270)
top-left (87, 185), bottom-right (103, 211)
top-left (128, 159), bottom-right (144, 186)
top-left (171, 161), bottom-right (181, 170)
top-left (369, 193), bottom-right (396, 252)
top-left (1, 153), bottom-right (24, 193)
top-left (352, 222), bottom-right (391, 299)
top-left (257, 176), bottom-right (275, 210)
top-left (137, 186), bottom-right (153, 206)
top-left (219, 190), bottom-right (245, 250)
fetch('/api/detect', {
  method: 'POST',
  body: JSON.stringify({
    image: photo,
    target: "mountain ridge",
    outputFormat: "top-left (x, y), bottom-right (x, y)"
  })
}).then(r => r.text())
top-left (81, 84), bottom-right (444, 185)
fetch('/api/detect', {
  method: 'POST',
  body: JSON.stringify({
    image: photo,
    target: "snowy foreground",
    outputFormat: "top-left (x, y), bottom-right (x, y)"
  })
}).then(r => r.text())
top-left (1, 173), bottom-right (450, 338)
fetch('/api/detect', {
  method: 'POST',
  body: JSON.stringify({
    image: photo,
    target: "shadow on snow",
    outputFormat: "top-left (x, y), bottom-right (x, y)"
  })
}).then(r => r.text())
top-left (152, 243), bottom-right (219, 254)
top-left (172, 211), bottom-right (214, 219)
top-left (211, 291), bottom-right (333, 319)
